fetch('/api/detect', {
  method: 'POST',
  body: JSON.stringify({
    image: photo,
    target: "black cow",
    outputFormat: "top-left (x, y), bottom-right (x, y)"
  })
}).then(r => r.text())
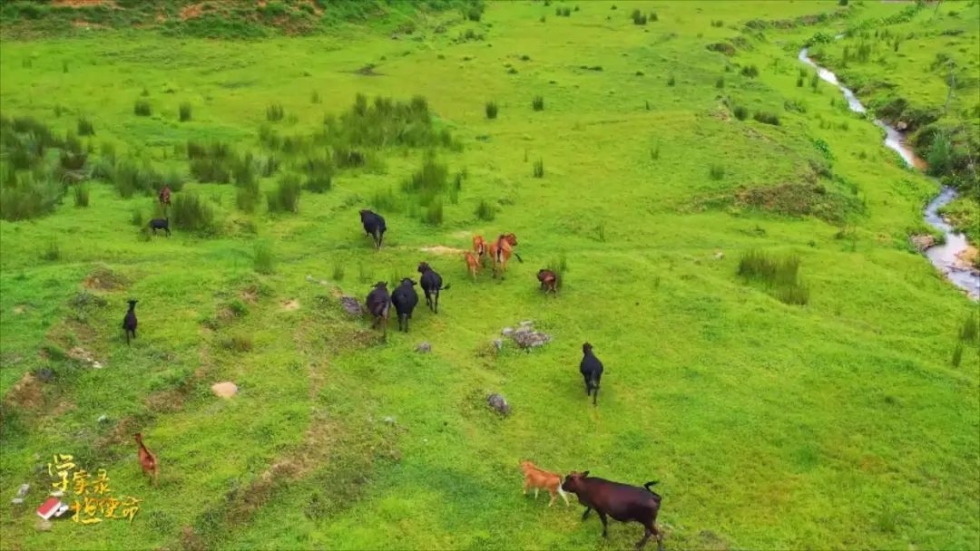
top-left (580, 342), bottom-right (604, 406)
top-left (122, 299), bottom-right (138, 345)
top-left (365, 282), bottom-right (391, 337)
top-left (148, 217), bottom-right (171, 237)
top-left (359, 209), bottom-right (386, 250)
top-left (561, 471), bottom-right (664, 550)
top-left (417, 262), bottom-right (451, 314)
top-left (391, 278), bottom-right (419, 333)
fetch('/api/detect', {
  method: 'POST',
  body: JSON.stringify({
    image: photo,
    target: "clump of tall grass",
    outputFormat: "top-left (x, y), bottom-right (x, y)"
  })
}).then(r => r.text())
top-left (532, 96), bottom-right (545, 111)
top-left (77, 117), bottom-right (94, 136)
top-left (485, 101), bottom-right (499, 119)
top-left (402, 155), bottom-right (448, 206)
top-left (422, 199), bottom-right (444, 225)
top-left (715, 76), bottom-right (725, 89)
top-left (134, 100), bottom-right (151, 117)
top-left (960, 313), bottom-right (978, 342)
top-left (73, 185), bottom-right (89, 207)
top-left (172, 193), bottom-right (216, 234)
top-left (709, 164), bottom-right (725, 180)
top-left (42, 240), bottom-right (60, 261)
top-left (667, 75), bottom-right (676, 86)
top-left (740, 65), bottom-right (760, 78)
top-left (316, 94), bottom-right (452, 151)
top-left (130, 207), bottom-right (144, 227)
top-left (475, 199), bottom-right (497, 221)
top-left (0, 171), bottom-right (65, 222)
top-left (253, 241), bottom-right (276, 274)
top-left (179, 102), bottom-right (192, 122)
top-left (733, 105), bottom-right (749, 120)
top-left (631, 9), bottom-right (647, 25)
top-left (533, 159), bottom-right (544, 178)
top-left (267, 174), bottom-right (301, 213)
top-left (266, 103), bottom-right (285, 122)
top-left (753, 111), bottom-right (781, 126)
top-left (546, 254), bottom-right (568, 289)
top-left (738, 250), bottom-right (809, 305)
top-left (371, 188), bottom-right (401, 213)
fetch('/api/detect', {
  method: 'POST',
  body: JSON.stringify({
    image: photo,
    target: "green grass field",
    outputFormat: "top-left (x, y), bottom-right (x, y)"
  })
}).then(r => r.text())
top-left (1, 1), bottom-right (979, 550)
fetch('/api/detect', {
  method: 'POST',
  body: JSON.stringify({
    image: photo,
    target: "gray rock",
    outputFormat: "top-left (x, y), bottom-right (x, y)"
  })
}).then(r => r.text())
top-left (487, 393), bottom-right (511, 416)
top-left (15, 483), bottom-right (29, 498)
top-left (415, 342), bottom-right (431, 353)
top-left (383, 416), bottom-right (396, 425)
top-left (511, 326), bottom-right (552, 350)
top-left (97, 414), bottom-right (108, 424)
top-left (501, 327), bottom-right (514, 336)
top-left (339, 296), bottom-right (363, 316)
top-left (35, 520), bottom-right (52, 532)
top-left (493, 339), bottom-right (503, 351)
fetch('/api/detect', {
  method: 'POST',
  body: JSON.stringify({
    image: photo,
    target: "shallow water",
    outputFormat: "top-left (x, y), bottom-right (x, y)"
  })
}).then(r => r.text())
top-left (799, 47), bottom-right (979, 300)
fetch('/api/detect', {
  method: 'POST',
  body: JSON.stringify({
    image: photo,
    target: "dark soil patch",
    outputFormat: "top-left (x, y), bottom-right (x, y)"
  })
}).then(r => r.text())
top-left (354, 64), bottom-right (383, 77)
top-left (83, 265), bottom-right (128, 291)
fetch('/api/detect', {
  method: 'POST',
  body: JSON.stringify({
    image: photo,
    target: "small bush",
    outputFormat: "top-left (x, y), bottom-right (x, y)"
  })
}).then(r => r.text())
top-left (631, 9), bottom-right (647, 25)
top-left (667, 75), bottom-right (676, 86)
top-left (130, 208), bottom-right (144, 227)
top-left (466, 4), bottom-right (483, 21)
top-left (266, 103), bottom-right (285, 122)
top-left (651, 144), bottom-right (660, 160)
top-left (733, 105), bottom-right (749, 120)
top-left (709, 164), bottom-right (725, 180)
top-left (77, 117), bottom-right (94, 136)
top-left (267, 174), bottom-right (301, 213)
top-left (810, 72), bottom-right (819, 90)
top-left (796, 76), bottom-right (804, 87)
top-left (715, 76), bottom-right (724, 89)
top-left (532, 96), bottom-right (545, 111)
top-left (304, 172), bottom-right (332, 193)
top-left (784, 99), bottom-right (807, 114)
top-left (172, 193), bottom-right (216, 234)
top-left (190, 158), bottom-right (231, 184)
top-left (253, 241), bottom-right (276, 274)
top-left (533, 159), bottom-right (544, 178)
top-left (134, 100), bottom-right (151, 117)
top-left (485, 101), bottom-right (498, 119)
top-left (73, 185), bottom-right (89, 207)
top-left (649, 11), bottom-right (658, 21)
top-left (42, 240), bottom-right (60, 261)
top-left (738, 250), bottom-right (808, 305)
top-left (753, 111), bottom-right (781, 126)
top-left (311, 91), bottom-right (320, 104)
top-left (332, 264), bottom-right (345, 281)
top-left (960, 313), bottom-right (978, 342)
top-left (711, 19), bottom-right (724, 27)
top-left (838, 0), bottom-right (848, 5)
top-left (951, 342), bottom-right (963, 367)
top-left (545, 254), bottom-right (568, 289)
top-left (740, 65), bottom-right (759, 78)
top-left (221, 335), bottom-right (253, 353)
top-left (422, 199), bottom-right (444, 225)
top-left (179, 102), bottom-right (192, 122)
top-left (236, 180), bottom-right (261, 213)
top-left (475, 199), bottom-right (496, 221)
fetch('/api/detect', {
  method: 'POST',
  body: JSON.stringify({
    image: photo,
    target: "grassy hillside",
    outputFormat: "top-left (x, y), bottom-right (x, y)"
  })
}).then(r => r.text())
top-left (804, 0), bottom-right (980, 243)
top-left (1, 1), bottom-right (979, 550)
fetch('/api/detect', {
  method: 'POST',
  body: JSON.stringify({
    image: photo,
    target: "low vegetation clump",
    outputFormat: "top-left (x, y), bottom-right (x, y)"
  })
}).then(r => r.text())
top-left (73, 185), bottom-right (89, 207)
top-left (730, 182), bottom-right (862, 224)
top-left (266, 103), bottom-right (285, 122)
top-left (267, 174), bottom-right (302, 214)
top-left (485, 101), bottom-right (498, 119)
top-left (171, 192), bottom-right (216, 234)
top-left (253, 241), bottom-right (276, 274)
top-left (533, 159), bottom-right (544, 178)
top-left (0, 171), bottom-right (64, 221)
top-left (475, 198), bottom-right (496, 221)
top-left (77, 117), bottom-right (94, 136)
top-left (179, 102), bottom-right (192, 122)
top-left (532, 96), bottom-right (545, 111)
top-left (753, 111), bottom-right (781, 126)
top-left (317, 94), bottom-right (455, 151)
top-left (133, 99), bottom-right (151, 116)
top-left (738, 250), bottom-right (809, 305)
top-left (402, 154), bottom-right (449, 207)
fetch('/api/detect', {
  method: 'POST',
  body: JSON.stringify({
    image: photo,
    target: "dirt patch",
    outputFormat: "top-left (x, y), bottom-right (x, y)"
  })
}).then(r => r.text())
top-left (240, 286), bottom-right (259, 304)
top-left (354, 64), bottom-right (383, 77)
top-left (211, 382), bottom-right (238, 398)
top-left (13, 305), bottom-right (27, 315)
top-left (146, 390), bottom-right (184, 413)
top-left (420, 245), bottom-right (467, 255)
top-left (179, 3), bottom-right (204, 21)
top-left (67, 347), bottom-right (103, 368)
top-left (52, 0), bottom-right (112, 7)
top-left (282, 299), bottom-right (300, 311)
top-left (910, 234), bottom-right (936, 252)
top-left (83, 265), bottom-right (127, 291)
top-left (955, 245), bottom-right (979, 270)
top-left (3, 373), bottom-right (44, 411)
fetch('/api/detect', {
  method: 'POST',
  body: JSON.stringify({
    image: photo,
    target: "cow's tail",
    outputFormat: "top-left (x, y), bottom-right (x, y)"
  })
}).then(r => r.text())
top-left (514, 252), bottom-right (524, 263)
top-left (643, 480), bottom-right (662, 499)
top-left (441, 283), bottom-right (451, 291)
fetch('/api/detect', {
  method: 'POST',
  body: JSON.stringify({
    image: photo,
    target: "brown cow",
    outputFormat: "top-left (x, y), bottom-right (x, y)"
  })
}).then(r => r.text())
top-left (464, 252), bottom-right (480, 280)
top-left (488, 233), bottom-right (522, 279)
top-left (520, 460), bottom-right (569, 507)
top-left (158, 186), bottom-right (171, 207)
top-left (537, 269), bottom-right (558, 294)
top-left (473, 235), bottom-right (489, 268)
top-left (561, 471), bottom-right (664, 550)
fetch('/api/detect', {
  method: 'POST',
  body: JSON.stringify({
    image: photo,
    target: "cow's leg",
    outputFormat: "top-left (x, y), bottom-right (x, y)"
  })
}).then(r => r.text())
top-left (534, 488), bottom-right (539, 498)
top-left (522, 479), bottom-right (529, 495)
top-left (581, 507), bottom-right (592, 520)
top-left (404, 315), bottom-right (410, 333)
top-left (636, 525), bottom-right (653, 550)
top-left (593, 384), bottom-right (599, 406)
top-left (597, 511), bottom-right (609, 538)
top-left (433, 291), bottom-right (439, 314)
top-left (547, 489), bottom-right (556, 507)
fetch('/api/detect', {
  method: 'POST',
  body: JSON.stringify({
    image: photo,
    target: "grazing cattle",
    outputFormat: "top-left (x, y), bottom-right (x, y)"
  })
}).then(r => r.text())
top-left (158, 185), bottom-right (171, 207)
top-left (561, 471), bottom-right (664, 550)
top-left (134, 432), bottom-right (159, 486)
top-left (148, 217), bottom-right (171, 237)
top-left (473, 235), bottom-right (488, 265)
top-left (489, 233), bottom-right (522, 279)
top-left (464, 252), bottom-right (480, 280)
top-left (122, 299), bottom-right (138, 345)
top-left (390, 278), bottom-right (419, 333)
top-left (359, 209), bottom-right (387, 250)
top-left (365, 282), bottom-right (392, 337)
top-left (537, 269), bottom-right (558, 294)
top-left (579, 342), bottom-right (604, 406)
top-left (417, 262), bottom-right (451, 314)
top-left (520, 461), bottom-right (570, 507)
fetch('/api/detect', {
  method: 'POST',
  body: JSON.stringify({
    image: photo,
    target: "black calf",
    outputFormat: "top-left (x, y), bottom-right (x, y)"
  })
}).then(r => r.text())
top-left (391, 278), bottom-right (419, 332)
top-left (149, 217), bottom-right (171, 237)
top-left (122, 299), bottom-right (138, 345)
top-left (579, 342), bottom-right (604, 406)
top-left (359, 209), bottom-right (386, 250)
top-left (417, 262), bottom-right (450, 314)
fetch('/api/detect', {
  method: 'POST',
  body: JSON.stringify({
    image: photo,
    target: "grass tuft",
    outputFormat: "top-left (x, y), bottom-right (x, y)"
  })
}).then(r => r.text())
top-left (533, 159), bottom-right (544, 178)
top-left (77, 117), bottom-right (94, 136)
top-left (267, 174), bottom-right (301, 213)
top-left (753, 111), bottom-right (781, 126)
top-left (475, 198), bottom-right (497, 221)
top-left (485, 101), bottom-right (498, 119)
top-left (532, 96), bottom-right (544, 111)
top-left (73, 185), bottom-right (89, 207)
top-left (738, 250), bottom-right (809, 305)
top-left (134, 99), bottom-right (151, 116)
top-left (172, 192), bottom-right (216, 234)
top-left (266, 103), bottom-right (285, 122)
top-left (709, 164), bottom-right (725, 180)
top-left (179, 102), bottom-right (192, 122)
top-left (253, 241), bottom-right (276, 274)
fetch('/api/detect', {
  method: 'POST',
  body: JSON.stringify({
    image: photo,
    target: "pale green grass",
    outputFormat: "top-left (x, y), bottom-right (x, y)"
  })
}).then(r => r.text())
top-left (1, 2), bottom-right (979, 551)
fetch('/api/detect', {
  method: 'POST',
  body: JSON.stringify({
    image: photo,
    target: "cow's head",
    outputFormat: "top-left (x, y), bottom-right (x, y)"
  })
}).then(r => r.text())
top-left (417, 262), bottom-right (431, 274)
top-left (400, 278), bottom-right (417, 287)
top-left (561, 470), bottom-right (590, 493)
top-left (373, 281), bottom-right (388, 290)
top-left (582, 342), bottom-right (593, 355)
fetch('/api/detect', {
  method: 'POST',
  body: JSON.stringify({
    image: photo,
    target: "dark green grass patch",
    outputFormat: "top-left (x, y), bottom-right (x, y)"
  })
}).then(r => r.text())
top-left (738, 250), bottom-right (809, 305)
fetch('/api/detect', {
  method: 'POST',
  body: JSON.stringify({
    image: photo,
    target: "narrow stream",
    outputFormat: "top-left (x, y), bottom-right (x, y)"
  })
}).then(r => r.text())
top-left (798, 47), bottom-right (980, 300)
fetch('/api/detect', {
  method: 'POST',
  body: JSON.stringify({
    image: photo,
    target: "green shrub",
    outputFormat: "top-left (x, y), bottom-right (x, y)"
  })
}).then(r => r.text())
top-left (266, 103), bottom-right (285, 122)
top-left (134, 100), bottom-right (151, 116)
top-left (709, 164), bottom-right (725, 180)
top-left (0, 172), bottom-right (65, 222)
top-left (485, 101), bottom-right (498, 119)
top-left (253, 241), bottom-right (275, 274)
top-left (130, 207), bottom-right (144, 227)
top-left (796, 76), bottom-right (804, 87)
top-left (738, 250), bottom-right (809, 305)
top-left (332, 264), bottom-right (345, 281)
top-left (960, 312), bottom-right (978, 342)
top-left (715, 76), bottom-right (724, 89)
top-left (73, 185), bottom-right (89, 207)
top-left (42, 240), bottom-right (60, 261)
top-left (733, 105), bottom-right (749, 120)
top-left (951, 342), bottom-right (963, 367)
top-left (650, 11), bottom-right (658, 21)
top-left (267, 174), bottom-right (301, 213)
top-left (475, 199), bottom-right (496, 221)
top-left (179, 102), bottom-right (192, 122)
top-left (532, 96), bottom-right (545, 111)
top-left (740, 65), bottom-right (759, 78)
top-left (172, 193), bottom-right (216, 234)
top-left (533, 159), bottom-right (544, 178)
top-left (667, 75), bottom-right (676, 86)
top-left (236, 180), bottom-right (261, 213)
top-left (190, 158), bottom-right (232, 183)
top-left (631, 9), bottom-right (647, 25)
top-left (753, 111), bottom-right (781, 126)
top-left (422, 199), bottom-right (444, 225)
top-left (77, 117), bottom-right (94, 136)
top-left (402, 155), bottom-right (448, 206)
top-left (370, 188), bottom-right (401, 212)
